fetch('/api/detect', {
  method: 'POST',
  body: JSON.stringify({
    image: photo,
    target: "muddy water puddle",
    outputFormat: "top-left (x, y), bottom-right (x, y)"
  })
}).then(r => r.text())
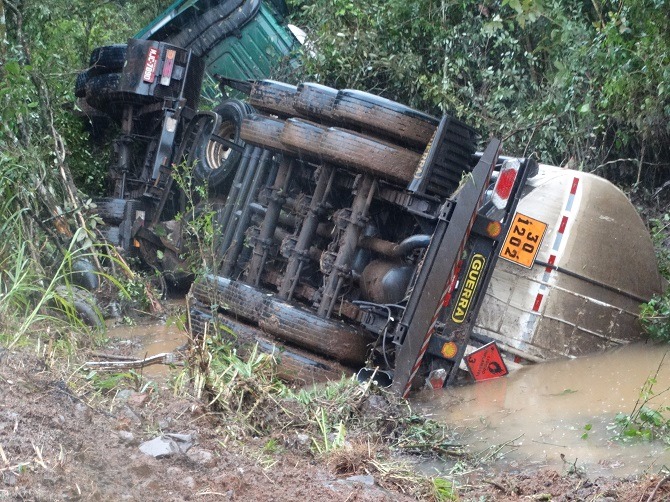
top-left (414, 343), bottom-right (670, 477)
top-left (107, 322), bottom-right (188, 378)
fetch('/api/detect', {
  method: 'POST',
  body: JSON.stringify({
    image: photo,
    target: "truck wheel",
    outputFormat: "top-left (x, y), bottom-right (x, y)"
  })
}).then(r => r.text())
top-left (85, 73), bottom-right (156, 112)
top-left (332, 90), bottom-right (439, 149)
top-left (54, 286), bottom-right (105, 331)
top-left (317, 127), bottom-right (421, 183)
top-left (262, 342), bottom-right (351, 385)
top-left (75, 71), bottom-right (88, 98)
top-left (188, 303), bottom-right (351, 385)
top-left (88, 44), bottom-right (127, 76)
top-left (249, 80), bottom-right (301, 118)
top-left (166, 0), bottom-right (246, 51)
top-left (193, 99), bottom-right (253, 188)
top-left (293, 82), bottom-right (339, 122)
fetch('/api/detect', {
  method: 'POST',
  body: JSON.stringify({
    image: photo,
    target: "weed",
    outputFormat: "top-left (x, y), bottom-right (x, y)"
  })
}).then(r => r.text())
top-left (170, 162), bottom-right (219, 279)
top-left (432, 477), bottom-right (459, 501)
top-left (312, 408), bottom-right (347, 454)
top-left (641, 292), bottom-right (670, 343)
top-left (263, 438), bottom-right (281, 454)
top-left (85, 369), bottom-right (142, 393)
top-left (396, 413), bottom-right (465, 458)
top-left (611, 353), bottom-right (670, 444)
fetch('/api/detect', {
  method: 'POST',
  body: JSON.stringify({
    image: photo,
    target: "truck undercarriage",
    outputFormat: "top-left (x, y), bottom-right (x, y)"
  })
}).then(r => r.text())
top-left (73, 0), bottom-right (665, 395)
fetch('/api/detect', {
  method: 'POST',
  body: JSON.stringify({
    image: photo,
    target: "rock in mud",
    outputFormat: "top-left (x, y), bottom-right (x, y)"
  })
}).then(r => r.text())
top-left (345, 474), bottom-right (375, 486)
top-left (117, 431), bottom-right (135, 444)
top-left (187, 448), bottom-right (216, 467)
top-left (139, 433), bottom-right (195, 458)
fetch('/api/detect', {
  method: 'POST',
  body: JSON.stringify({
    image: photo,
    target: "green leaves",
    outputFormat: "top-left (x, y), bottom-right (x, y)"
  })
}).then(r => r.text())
top-left (288, 0), bottom-right (670, 186)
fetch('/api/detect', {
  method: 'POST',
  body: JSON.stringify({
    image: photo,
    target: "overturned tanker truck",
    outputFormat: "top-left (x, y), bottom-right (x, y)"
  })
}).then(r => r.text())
top-left (74, 0), bottom-right (665, 396)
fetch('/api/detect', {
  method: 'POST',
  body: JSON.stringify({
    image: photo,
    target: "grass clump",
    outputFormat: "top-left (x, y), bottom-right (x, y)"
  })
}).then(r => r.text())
top-left (183, 322), bottom-right (466, 500)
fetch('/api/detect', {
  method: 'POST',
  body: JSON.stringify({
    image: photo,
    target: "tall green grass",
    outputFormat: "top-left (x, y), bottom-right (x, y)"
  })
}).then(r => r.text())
top-left (0, 149), bottom-right (131, 346)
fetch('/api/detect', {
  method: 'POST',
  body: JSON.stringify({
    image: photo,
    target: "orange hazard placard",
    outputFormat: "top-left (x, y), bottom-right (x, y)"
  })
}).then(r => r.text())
top-left (465, 342), bottom-right (508, 382)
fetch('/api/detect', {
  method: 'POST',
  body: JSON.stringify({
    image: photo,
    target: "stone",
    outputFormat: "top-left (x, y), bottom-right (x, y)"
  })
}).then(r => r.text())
top-left (139, 434), bottom-right (194, 458)
top-left (187, 448), bottom-right (216, 467)
top-left (345, 474), bottom-right (375, 486)
top-left (117, 431), bottom-right (135, 444)
top-left (128, 392), bottom-right (150, 407)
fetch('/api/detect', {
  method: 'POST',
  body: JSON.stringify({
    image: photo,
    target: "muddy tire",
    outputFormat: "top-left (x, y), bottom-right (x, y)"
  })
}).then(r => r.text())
top-left (70, 258), bottom-right (100, 291)
top-left (75, 71), bottom-right (88, 98)
top-left (167, 0), bottom-right (246, 52)
top-left (88, 44), bottom-right (127, 76)
top-left (317, 127), bottom-right (421, 183)
top-left (85, 73), bottom-right (157, 112)
top-left (249, 80), bottom-right (300, 118)
top-left (332, 90), bottom-right (438, 148)
top-left (193, 99), bottom-right (254, 188)
top-left (240, 114), bottom-right (295, 155)
top-left (279, 118), bottom-right (327, 162)
top-left (54, 286), bottom-right (104, 331)
top-left (293, 83), bottom-right (339, 122)
top-left (189, 304), bottom-right (351, 385)
top-left (259, 340), bottom-right (351, 385)
top-left (192, 276), bottom-right (370, 366)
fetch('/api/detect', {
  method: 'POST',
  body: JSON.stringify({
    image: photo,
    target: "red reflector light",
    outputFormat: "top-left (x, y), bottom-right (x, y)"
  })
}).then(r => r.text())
top-left (491, 159), bottom-right (520, 209)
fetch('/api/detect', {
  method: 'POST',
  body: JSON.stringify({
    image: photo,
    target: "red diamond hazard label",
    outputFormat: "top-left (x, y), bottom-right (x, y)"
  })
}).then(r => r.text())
top-left (465, 342), bottom-right (508, 382)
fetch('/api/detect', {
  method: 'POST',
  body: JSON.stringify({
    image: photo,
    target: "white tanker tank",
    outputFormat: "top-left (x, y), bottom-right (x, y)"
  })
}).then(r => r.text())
top-left (475, 164), bottom-right (665, 363)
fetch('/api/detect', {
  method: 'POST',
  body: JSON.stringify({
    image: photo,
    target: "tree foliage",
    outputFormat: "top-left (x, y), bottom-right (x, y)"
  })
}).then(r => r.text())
top-left (288, 0), bottom-right (670, 188)
top-left (0, 0), bottom-right (166, 332)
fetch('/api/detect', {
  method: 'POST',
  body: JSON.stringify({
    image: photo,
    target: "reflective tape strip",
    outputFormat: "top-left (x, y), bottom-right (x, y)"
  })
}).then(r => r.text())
top-left (528, 176), bottom-right (580, 315)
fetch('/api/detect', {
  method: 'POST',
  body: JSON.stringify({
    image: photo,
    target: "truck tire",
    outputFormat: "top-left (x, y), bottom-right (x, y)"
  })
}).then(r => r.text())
top-left (293, 82), bottom-right (339, 122)
top-left (240, 114), bottom-right (296, 155)
top-left (188, 304), bottom-right (351, 385)
top-left (85, 73), bottom-right (156, 112)
top-left (191, 276), bottom-right (370, 365)
top-left (70, 258), bottom-right (100, 291)
top-left (261, 341), bottom-right (351, 385)
top-left (166, 0), bottom-right (246, 52)
top-left (317, 127), bottom-right (421, 183)
top-left (249, 80), bottom-right (300, 118)
top-left (75, 71), bottom-right (88, 98)
top-left (332, 90), bottom-right (439, 149)
top-left (54, 286), bottom-right (105, 331)
top-left (193, 99), bottom-right (254, 188)
top-left (279, 118), bottom-right (326, 162)
top-left (88, 44), bottom-right (127, 76)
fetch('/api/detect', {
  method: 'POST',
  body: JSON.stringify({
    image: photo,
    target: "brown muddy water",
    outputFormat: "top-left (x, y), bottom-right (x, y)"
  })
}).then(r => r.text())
top-left (413, 343), bottom-right (670, 477)
top-left (107, 321), bottom-right (188, 378)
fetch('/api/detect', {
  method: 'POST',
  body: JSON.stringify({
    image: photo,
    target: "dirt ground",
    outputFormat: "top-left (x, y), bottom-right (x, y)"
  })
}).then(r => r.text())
top-left (1, 345), bottom-right (669, 501)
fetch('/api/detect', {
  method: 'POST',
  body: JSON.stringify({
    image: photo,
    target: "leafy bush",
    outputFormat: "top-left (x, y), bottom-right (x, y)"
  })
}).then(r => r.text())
top-left (288, 0), bottom-right (670, 187)
top-left (0, 0), bottom-right (166, 337)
